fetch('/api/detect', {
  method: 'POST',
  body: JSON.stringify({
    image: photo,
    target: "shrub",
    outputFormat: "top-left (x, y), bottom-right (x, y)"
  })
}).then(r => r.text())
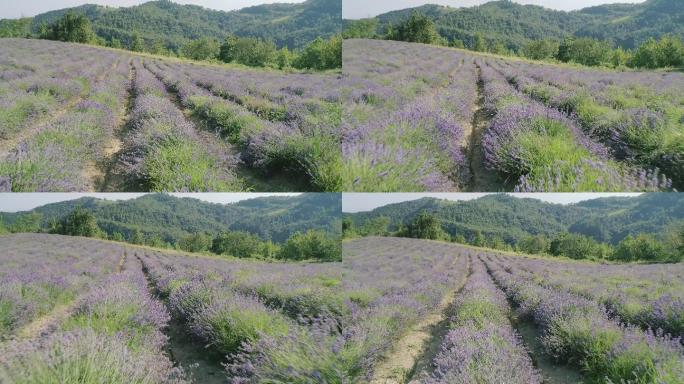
top-left (276, 230), bottom-right (341, 261)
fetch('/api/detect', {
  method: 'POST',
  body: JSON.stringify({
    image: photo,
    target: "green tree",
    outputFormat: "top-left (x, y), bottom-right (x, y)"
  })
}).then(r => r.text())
top-left (388, 12), bottom-right (440, 44)
top-left (342, 18), bottom-right (379, 39)
top-left (450, 38), bottom-right (465, 49)
top-left (472, 230), bottom-right (486, 247)
top-left (219, 34), bottom-right (239, 63)
top-left (276, 47), bottom-right (295, 69)
top-left (550, 232), bottom-right (608, 260)
top-left (359, 216), bottom-right (390, 236)
top-left (111, 232), bottom-right (125, 242)
top-left (179, 232), bottom-right (213, 253)
top-left (518, 234), bottom-right (550, 254)
top-left (522, 39), bottom-right (559, 60)
top-left (403, 211), bottom-right (445, 240)
top-left (52, 208), bottom-right (100, 238)
top-left (342, 217), bottom-right (355, 238)
top-left (276, 230), bottom-right (341, 261)
top-left (130, 229), bottom-right (145, 245)
top-left (612, 234), bottom-right (665, 262)
top-left (556, 37), bottom-right (611, 66)
top-left (181, 37), bottom-right (220, 61)
top-left (41, 11), bottom-right (94, 43)
top-left (230, 37), bottom-right (277, 67)
top-left (211, 231), bottom-right (265, 258)
top-left (10, 213), bottom-right (42, 233)
top-left (130, 32), bottom-right (145, 52)
top-left (294, 35), bottom-right (342, 70)
top-left (473, 33), bottom-right (487, 52)
top-left (110, 38), bottom-right (123, 49)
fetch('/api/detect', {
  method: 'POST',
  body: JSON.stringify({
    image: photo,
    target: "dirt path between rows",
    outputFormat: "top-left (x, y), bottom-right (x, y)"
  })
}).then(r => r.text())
top-left (96, 59), bottom-right (136, 191)
top-left (369, 257), bottom-right (471, 384)
top-left (465, 64), bottom-right (501, 192)
top-left (136, 254), bottom-right (226, 383)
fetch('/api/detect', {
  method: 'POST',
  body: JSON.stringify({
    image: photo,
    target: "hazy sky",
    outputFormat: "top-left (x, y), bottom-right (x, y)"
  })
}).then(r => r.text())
top-left (0, 193), bottom-right (301, 212)
top-left (1, 0), bottom-right (306, 19)
top-left (343, 0), bottom-right (646, 19)
top-left (342, 193), bottom-right (642, 212)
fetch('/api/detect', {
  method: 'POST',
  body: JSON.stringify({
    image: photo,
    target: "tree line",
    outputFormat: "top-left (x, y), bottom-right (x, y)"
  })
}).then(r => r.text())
top-left (344, 12), bottom-right (684, 70)
top-left (0, 208), bottom-right (341, 262)
top-left (343, 211), bottom-right (684, 263)
top-left (28, 11), bottom-right (341, 70)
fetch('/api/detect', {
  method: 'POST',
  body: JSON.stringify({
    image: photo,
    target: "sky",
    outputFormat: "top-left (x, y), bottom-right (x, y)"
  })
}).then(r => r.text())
top-left (342, 193), bottom-right (642, 212)
top-left (1, 0), bottom-right (306, 19)
top-left (343, 0), bottom-right (646, 19)
top-left (0, 193), bottom-right (301, 212)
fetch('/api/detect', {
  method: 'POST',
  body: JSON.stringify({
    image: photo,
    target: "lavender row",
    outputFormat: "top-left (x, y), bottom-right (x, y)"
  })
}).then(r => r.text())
top-left (0, 56), bottom-right (130, 191)
top-left (478, 60), bottom-right (671, 191)
top-left (117, 59), bottom-right (243, 191)
top-left (0, 234), bottom-right (124, 338)
top-left (415, 256), bottom-right (541, 384)
top-left (483, 255), bottom-right (684, 383)
top-left (138, 250), bottom-right (350, 382)
top-left (495, 254), bottom-right (684, 340)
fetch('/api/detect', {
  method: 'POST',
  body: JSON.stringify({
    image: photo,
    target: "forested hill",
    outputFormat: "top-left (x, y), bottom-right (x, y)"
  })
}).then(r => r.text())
top-left (0, 0), bottom-right (341, 50)
top-left (345, 194), bottom-right (684, 244)
top-left (0, 193), bottom-right (341, 243)
top-left (370, 0), bottom-right (683, 50)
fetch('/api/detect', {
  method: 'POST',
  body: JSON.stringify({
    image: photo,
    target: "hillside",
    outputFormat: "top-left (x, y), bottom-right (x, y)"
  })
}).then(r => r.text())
top-left (0, 193), bottom-right (341, 243)
top-left (0, 0), bottom-right (341, 50)
top-left (345, 194), bottom-right (684, 244)
top-left (370, 0), bottom-right (683, 50)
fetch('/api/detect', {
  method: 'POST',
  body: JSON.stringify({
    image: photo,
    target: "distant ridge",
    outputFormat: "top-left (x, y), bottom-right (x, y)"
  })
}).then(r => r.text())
top-left (0, 0), bottom-right (341, 50)
top-left (365, 0), bottom-right (683, 50)
top-left (345, 193), bottom-right (684, 244)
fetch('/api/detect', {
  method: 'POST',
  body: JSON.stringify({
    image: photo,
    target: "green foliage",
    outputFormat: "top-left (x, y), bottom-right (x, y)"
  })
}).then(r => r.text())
top-left (9, 213), bottom-right (42, 233)
top-left (522, 39), bottom-right (559, 60)
top-left (212, 231), bottom-right (267, 258)
top-left (276, 229), bottom-right (341, 261)
top-left (24, 0), bottom-right (341, 51)
top-left (50, 208), bottom-right (100, 238)
top-left (231, 37), bottom-right (277, 67)
top-left (400, 210), bottom-right (446, 240)
top-left (557, 37), bottom-right (612, 66)
top-left (0, 18), bottom-right (32, 38)
top-left (518, 234), bottom-right (550, 254)
top-left (178, 232), bottom-right (213, 253)
top-left (550, 232), bottom-right (608, 260)
top-left (612, 234), bottom-right (668, 262)
top-left (130, 32), bottom-right (145, 52)
top-left (40, 11), bottom-right (93, 43)
top-left (343, 19), bottom-right (379, 39)
top-left (473, 33), bottom-right (487, 52)
top-left (387, 12), bottom-right (440, 44)
top-left (631, 35), bottom-right (684, 69)
top-left (358, 216), bottom-right (390, 237)
top-left (180, 37), bottom-right (220, 61)
top-left (342, 217), bottom-right (355, 238)
top-left (293, 35), bottom-right (342, 70)
top-left (130, 229), bottom-right (144, 245)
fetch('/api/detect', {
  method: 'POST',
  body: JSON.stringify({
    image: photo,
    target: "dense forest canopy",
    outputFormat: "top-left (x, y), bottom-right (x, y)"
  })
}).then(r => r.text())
top-left (345, 193), bottom-right (684, 245)
top-left (0, 193), bottom-right (341, 245)
top-left (347, 0), bottom-right (683, 51)
top-left (0, 0), bottom-right (341, 51)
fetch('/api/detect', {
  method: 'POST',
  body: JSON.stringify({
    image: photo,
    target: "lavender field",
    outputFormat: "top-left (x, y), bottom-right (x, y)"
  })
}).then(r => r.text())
top-left (345, 237), bottom-right (684, 384)
top-left (342, 39), bottom-right (684, 192)
top-left (0, 233), bottom-right (349, 383)
top-left (0, 39), bottom-right (342, 192)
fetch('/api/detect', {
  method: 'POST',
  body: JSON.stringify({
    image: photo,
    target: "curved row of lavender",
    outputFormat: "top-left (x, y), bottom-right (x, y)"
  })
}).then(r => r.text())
top-left (0, 38), bottom-right (341, 192)
top-left (0, 234), bottom-right (186, 383)
top-left (413, 256), bottom-right (541, 384)
top-left (343, 39), bottom-right (682, 192)
top-left (342, 39), bottom-right (476, 191)
top-left (492, 253), bottom-right (684, 342)
top-left (487, 58), bottom-right (684, 190)
top-left (0, 39), bottom-right (130, 191)
top-left (482, 251), bottom-right (684, 383)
